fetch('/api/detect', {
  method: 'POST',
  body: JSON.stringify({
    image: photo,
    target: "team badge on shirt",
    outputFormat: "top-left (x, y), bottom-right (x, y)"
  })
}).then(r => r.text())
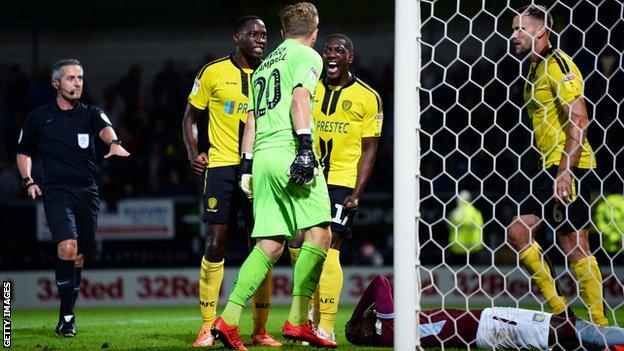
top-left (342, 100), bottom-right (352, 111)
top-left (77, 134), bottom-right (89, 149)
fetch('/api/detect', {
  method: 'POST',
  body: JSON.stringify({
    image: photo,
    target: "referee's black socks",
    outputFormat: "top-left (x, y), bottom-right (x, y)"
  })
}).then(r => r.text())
top-left (73, 267), bottom-right (82, 308)
top-left (55, 258), bottom-right (76, 318)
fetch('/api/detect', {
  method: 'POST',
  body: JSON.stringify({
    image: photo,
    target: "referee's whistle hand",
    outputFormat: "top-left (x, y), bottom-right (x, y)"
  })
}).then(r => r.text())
top-left (27, 184), bottom-right (42, 199)
top-left (104, 144), bottom-right (130, 159)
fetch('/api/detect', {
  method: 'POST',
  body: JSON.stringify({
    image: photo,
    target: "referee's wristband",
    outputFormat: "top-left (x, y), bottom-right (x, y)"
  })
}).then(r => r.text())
top-left (108, 139), bottom-right (122, 146)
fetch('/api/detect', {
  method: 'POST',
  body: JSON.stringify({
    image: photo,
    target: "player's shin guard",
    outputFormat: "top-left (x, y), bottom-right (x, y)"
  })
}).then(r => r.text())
top-left (223, 247), bottom-right (275, 326)
top-left (55, 258), bottom-right (76, 318)
top-left (318, 248), bottom-right (342, 334)
top-left (199, 257), bottom-right (224, 327)
top-left (288, 242), bottom-right (327, 325)
top-left (519, 242), bottom-right (567, 314)
top-left (252, 269), bottom-right (272, 333)
top-left (571, 256), bottom-right (608, 326)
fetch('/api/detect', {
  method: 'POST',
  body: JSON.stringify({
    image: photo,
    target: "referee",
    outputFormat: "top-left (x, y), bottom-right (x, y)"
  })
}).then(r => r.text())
top-left (15, 59), bottom-right (130, 337)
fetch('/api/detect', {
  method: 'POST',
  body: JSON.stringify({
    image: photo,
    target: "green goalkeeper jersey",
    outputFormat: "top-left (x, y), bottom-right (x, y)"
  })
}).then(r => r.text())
top-left (249, 38), bottom-right (322, 152)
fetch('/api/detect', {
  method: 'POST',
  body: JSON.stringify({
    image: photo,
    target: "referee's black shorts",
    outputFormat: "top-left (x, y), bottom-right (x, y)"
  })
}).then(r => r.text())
top-left (202, 165), bottom-right (252, 227)
top-left (43, 183), bottom-right (99, 257)
top-left (518, 166), bottom-right (598, 233)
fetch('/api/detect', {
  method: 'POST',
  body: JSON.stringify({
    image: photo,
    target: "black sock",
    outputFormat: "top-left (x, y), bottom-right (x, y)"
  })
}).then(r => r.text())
top-left (73, 267), bottom-right (82, 308)
top-left (55, 258), bottom-right (75, 318)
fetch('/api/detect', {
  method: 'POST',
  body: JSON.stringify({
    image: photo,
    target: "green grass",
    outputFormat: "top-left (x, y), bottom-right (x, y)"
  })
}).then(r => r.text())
top-left (9, 304), bottom-right (624, 350)
top-left (9, 304), bottom-right (390, 351)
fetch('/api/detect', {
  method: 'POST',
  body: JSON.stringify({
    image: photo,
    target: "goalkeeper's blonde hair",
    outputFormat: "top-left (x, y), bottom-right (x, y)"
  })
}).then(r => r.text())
top-left (280, 2), bottom-right (318, 37)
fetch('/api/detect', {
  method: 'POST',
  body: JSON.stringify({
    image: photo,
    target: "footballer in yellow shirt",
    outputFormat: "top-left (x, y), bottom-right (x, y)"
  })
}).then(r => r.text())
top-left (181, 16), bottom-right (281, 347)
top-left (508, 5), bottom-right (606, 326)
top-left (289, 34), bottom-right (383, 340)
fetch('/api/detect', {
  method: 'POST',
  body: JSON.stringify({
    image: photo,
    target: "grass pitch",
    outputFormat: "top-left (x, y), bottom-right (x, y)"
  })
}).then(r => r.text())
top-left (9, 304), bottom-right (390, 351)
top-left (9, 304), bottom-right (624, 350)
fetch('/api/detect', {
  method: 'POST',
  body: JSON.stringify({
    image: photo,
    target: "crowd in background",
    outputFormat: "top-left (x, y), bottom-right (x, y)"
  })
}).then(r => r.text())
top-left (0, 39), bottom-right (622, 268)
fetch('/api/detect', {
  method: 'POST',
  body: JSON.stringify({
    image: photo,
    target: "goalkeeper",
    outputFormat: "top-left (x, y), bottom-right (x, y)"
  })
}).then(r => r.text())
top-left (507, 4), bottom-right (607, 325)
top-left (346, 275), bottom-right (624, 350)
top-left (211, 2), bottom-right (336, 350)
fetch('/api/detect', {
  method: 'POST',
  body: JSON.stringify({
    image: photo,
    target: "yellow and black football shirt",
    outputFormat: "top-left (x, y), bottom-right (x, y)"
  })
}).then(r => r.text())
top-left (188, 55), bottom-right (252, 168)
top-left (313, 75), bottom-right (383, 188)
top-left (524, 48), bottom-right (595, 169)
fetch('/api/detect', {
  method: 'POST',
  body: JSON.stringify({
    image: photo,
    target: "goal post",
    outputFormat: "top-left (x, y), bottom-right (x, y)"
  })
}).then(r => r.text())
top-left (394, 0), bottom-right (422, 350)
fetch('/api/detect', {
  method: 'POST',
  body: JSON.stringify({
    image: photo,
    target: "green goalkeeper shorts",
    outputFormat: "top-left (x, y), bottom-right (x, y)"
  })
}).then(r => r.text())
top-left (251, 146), bottom-right (331, 239)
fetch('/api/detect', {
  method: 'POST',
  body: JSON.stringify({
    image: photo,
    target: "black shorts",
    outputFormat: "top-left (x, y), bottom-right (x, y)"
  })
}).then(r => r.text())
top-left (328, 185), bottom-right (356, 239)
top-left (202, 165), bottom-right (252, 226)
top-left (519, 166), bottom-right (598, 232)
top-left (42, 183), bottom-right (99, 257)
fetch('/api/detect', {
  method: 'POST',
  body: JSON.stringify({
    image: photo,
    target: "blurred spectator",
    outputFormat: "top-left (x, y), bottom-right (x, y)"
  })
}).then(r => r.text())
top-left (97, 84), bottom-right (125, 127)
top-left (3, 66), bottom-right (31, 156)
top-left (117, 64), bottom-right (142, 115)
top-left (353, 240), bottom-right (384, 267)
top-left (0, 160), bottom-right (20, 201)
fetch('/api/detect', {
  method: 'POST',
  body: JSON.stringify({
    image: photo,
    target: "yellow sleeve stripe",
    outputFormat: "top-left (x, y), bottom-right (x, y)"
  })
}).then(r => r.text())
top-left (195, 56), bottom-right (229, 80)
top-left (355, 78), bottom-right (383, 113)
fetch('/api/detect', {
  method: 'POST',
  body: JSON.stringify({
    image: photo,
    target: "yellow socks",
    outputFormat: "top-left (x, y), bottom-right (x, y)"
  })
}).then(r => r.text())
top-left (571, 256), bottom-right (608, 326)
top-left (199, 257), bottom-right (224, 327)
top-left (519, 242), bottom-right (567, 315)
top-left (318, 248), bottom-right (342, 334)
top-left (288, 247), bottom-right (300, 265)
top-left (252, 269), bottom-right (272, 333)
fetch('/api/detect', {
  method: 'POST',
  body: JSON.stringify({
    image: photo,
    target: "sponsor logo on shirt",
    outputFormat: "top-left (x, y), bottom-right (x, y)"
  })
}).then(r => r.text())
top-left (562, 74), bottom-right (576, 82)
top-left (224, 100), bottom-right (236, 114)
top-left (374, 114), bottom-right (383, 120)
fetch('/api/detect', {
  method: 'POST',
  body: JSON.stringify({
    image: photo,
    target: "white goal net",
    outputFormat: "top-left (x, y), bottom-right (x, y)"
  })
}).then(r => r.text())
top-left (411, 0), bottom-right (624, 349)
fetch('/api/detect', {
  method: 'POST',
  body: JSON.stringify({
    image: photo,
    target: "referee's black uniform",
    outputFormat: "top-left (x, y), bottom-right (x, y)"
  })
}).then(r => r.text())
top-left (16, 101), bottom-right (111, 254)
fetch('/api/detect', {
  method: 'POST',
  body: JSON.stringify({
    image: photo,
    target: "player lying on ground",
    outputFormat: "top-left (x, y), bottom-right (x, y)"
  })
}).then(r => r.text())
top-left (346, 275), bottom-right (624, 350)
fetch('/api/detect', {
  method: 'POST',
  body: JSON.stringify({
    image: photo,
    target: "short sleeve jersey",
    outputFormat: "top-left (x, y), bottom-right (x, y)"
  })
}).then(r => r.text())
top-left (313, 76), bottom-right (383, 188)
top-left (523, 48), bottom-right (595, 169)
top-left (188, 55), bottom-right (253, 168)
top-left (250, 39), bottom-right (322, 151)
top-left (16, 102), bottom-right (112, 185)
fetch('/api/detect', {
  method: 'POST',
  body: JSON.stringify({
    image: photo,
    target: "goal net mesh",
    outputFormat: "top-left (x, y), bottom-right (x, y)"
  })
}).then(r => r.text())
top-left (417, 0), bottom-right (624, 347)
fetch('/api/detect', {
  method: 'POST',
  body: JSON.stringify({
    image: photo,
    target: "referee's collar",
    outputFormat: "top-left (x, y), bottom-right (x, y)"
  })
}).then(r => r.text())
top-left (53, 100), bottom-right (85, 114)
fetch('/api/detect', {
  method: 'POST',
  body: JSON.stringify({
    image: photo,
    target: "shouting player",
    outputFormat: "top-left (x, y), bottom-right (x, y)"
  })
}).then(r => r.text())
top-left (182, 16), bottom-right (280, 347)
top-left (346, 275), bottom-right (624, 350)
top-left (289, 33), bottom-right (383, 343)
